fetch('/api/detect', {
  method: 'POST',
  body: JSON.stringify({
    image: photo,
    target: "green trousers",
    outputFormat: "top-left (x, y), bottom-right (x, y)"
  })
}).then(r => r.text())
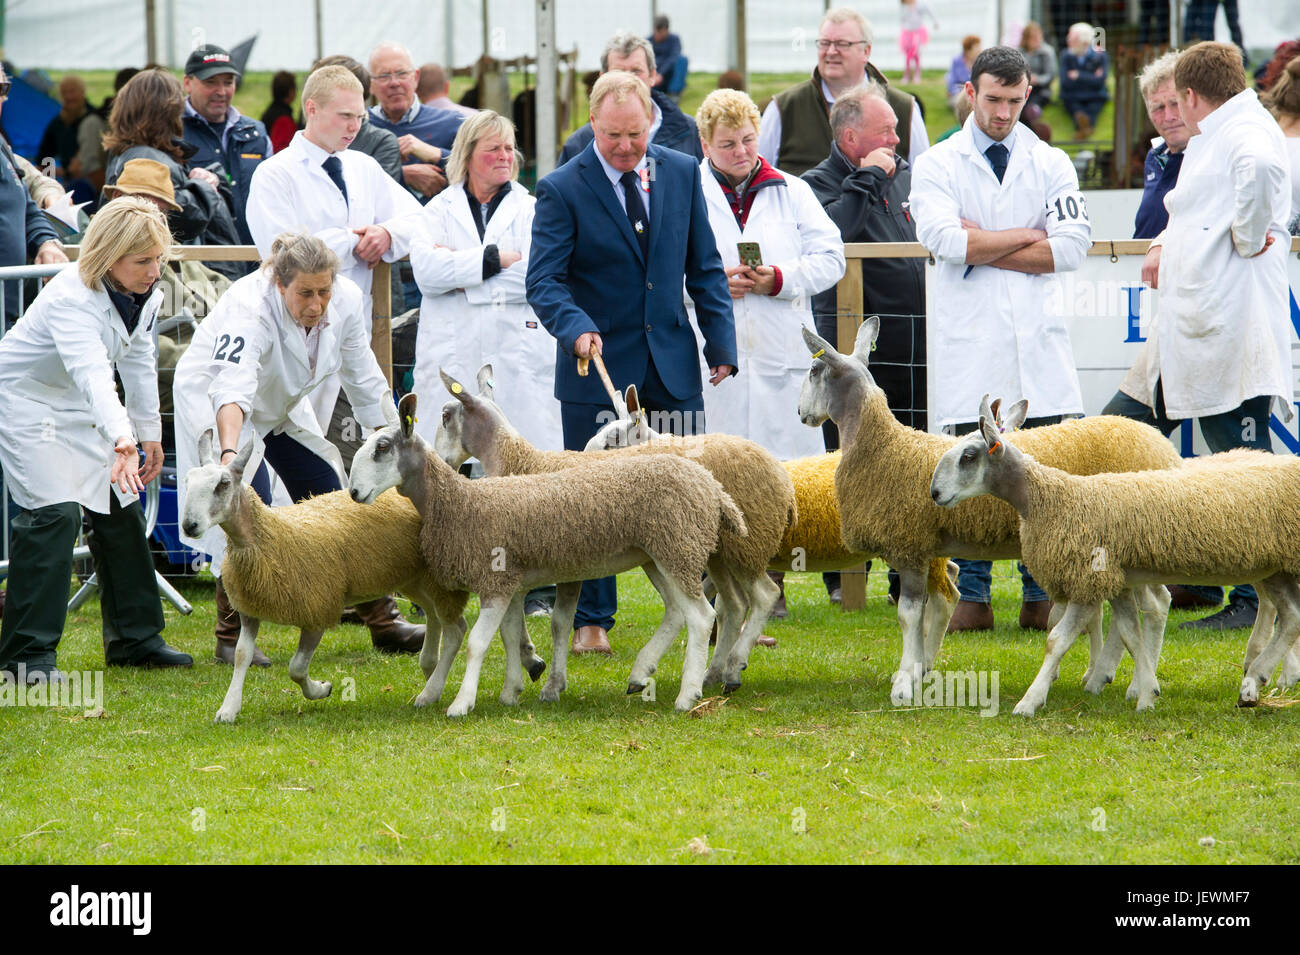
top-left (0, 495), bottom-right (165, 674)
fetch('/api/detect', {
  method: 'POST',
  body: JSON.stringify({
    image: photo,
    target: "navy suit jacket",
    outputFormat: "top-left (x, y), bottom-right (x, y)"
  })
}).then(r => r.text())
top-left (526, 142), bottom-right (736, 404)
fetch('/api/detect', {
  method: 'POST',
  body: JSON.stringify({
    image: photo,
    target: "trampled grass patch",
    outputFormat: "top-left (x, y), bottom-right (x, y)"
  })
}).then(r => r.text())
top-left (2, 565), bottom-right (1296, 863)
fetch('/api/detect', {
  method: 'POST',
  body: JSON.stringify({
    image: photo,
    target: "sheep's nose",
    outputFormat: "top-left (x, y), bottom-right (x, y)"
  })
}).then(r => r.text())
top-left (182, 521), bottom-right (197, 536)
top-left (930, 486), bottom-right (940, 502)
top-left (349, 488), bottom-right (360, 502)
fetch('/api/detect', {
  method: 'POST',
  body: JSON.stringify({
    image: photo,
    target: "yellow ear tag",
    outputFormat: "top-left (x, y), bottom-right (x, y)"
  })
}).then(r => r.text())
top-left (451, 382), bottom-right (463, 394)
top-left (811, 348), bottom-right (825, 359)
top-left (404, 414), bottom-right (416, 430)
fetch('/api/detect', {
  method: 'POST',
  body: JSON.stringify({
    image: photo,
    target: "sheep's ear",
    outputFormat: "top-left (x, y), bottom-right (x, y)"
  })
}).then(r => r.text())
top-left (801, 325), bottom-right (837, 362)
top-left (439, 368), bottom-right (471, 405)
top-left (229, 439), bottom-right (254, 479)
top-left (476, 364), bottom-right (495, 401)
top-left (382, 400), bottom-right (400, 427)
top-left (979, 415), bottom-right (1003, 455)
top-left (1003, 399), bottom-right (1029, 431)
top-left (198, 429), bottom-right (215, 466)
top-left (852, 316), bottom-right (880, 364)
top-left (625, 385), bottom-right (640, 419)
top-left (398, 393), bottom-right (418, 440)
top-left (989, 397), bottom-right (1003, 425)
top-left (978, 394), bottom-right (995, 425)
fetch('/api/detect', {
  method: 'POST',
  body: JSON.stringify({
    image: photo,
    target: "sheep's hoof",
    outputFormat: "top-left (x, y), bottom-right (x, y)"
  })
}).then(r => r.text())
top-left (413, 691), bottom-right (439, 708)
top-left (674, 695), bottom-right (699, 713)
top-left (526, 658), bottom-right (547, 682)
top-left (213, 708), bottom-right (239, 724)
top-left (626, 682), bottom-right (646, 696)
top-left (723, 681), bottom-right (742, 695)
top-left (499, 689), bottom-right (521, 706)
top-left (702, 667), bottom-right (724, 686)
top-left (1083, 675), bottom-right (1107, 695)
top-left (890, 674), bottom-right (914, 707)
top-left (1125, 682), bottom-right (1140, 702)
top-left (539, 684), bottom-right (563, 703)
top-left (1136, 697), bottom-right (1157, 713)
top-left (445, 700), bottom-right (473, 718)
top-left (1012, 698), bottom-right (1041, 717)
top-left (1237, 677), bottom-right (1260, 707)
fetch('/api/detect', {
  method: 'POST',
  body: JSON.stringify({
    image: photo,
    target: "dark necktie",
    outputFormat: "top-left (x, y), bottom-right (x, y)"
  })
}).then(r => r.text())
top-left (619, 169), bottom-right (649, 259)
top-left (985, 142), bottom-right (1009, 184)
top-left (322, 155), bottom-right (348, 206)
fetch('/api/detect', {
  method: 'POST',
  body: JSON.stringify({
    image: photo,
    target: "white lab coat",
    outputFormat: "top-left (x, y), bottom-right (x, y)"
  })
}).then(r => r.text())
top-left (409, 180), bottom-right (562, 450)
top-left (173, 269), bottom-right (394, 570)
top-left (695, 160), bottom-right (845, 458)
top-left (1120, 89), bottom-right (1294, 422)
top-left (910, 118), bottom-right (1092, 429)
top-left (0, 266), bottom-right (161, 513)
top-left (245, 131), bottom-right (424, 303)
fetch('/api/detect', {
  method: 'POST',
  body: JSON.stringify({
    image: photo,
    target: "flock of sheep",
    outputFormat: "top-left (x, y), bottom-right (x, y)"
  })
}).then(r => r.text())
top-left (180, 317), bottom-right (1300, 723)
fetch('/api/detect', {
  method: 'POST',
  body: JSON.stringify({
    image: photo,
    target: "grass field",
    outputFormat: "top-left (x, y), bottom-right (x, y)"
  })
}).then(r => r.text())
top-left (3, 563), bottom-right (1295, 864)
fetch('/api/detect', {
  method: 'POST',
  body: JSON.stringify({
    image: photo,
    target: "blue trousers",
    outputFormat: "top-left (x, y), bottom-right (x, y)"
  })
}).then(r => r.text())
top-left (1102, 383), bottom-right (1271, 608)
top-left (559, 354), bottom-right (705, 631)
top-left (951, 415), bottom-right (1063, 604)
top-left (250, 431), bottom-right (342, 505)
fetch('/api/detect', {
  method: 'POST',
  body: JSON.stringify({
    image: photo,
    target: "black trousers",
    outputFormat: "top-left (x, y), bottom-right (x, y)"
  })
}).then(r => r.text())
top-left (0, 495), bottom-right (165, 673)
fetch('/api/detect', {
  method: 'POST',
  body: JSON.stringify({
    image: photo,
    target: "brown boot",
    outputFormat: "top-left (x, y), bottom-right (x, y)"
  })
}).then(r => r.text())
top-left (1018, 599), bottom-right (1053, 631)
top-left (946, 599), bottom-right (994, 633)
top-left (214, 579), bottom-right (271, 667)
top-left (1073, 111), bottom-right (1092, 139)
top-left (768, 571), bottom-right (788, 619)
top-left (359, 595), bottom-right (425, 654)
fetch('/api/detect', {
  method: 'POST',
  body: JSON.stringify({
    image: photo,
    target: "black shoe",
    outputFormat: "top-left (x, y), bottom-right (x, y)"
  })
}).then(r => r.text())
top-left (108, 643), bottom-right (194, 668)
top-left (1179, 601), bottom-right (1257, 631)
top-left (1, 665), bottom-right (65, 685)
top-left (828, 587), bottom-right (843, 605)
top-left (525, 599), bottom-right (553, 618)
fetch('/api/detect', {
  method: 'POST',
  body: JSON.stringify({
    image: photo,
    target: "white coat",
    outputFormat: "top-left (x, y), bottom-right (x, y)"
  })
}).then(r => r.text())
top-left (910, 118), bottom-right (1092, 429)
top-left (694, 159), bottom-right (845, 458)
top-left (409, 180), bottom-right (562, 450)
top-left (1120, 89), bottom-right (1294, 422)
top-left (173, 269), bottom-right (394, 569)
top-left (246, 131), bottom-right (424, 303)
top-left (0, 265), bottom-right (161, 513)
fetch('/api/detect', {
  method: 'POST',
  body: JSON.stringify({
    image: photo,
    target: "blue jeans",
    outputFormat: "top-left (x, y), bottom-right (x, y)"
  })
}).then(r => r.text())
top-left (1102, 383), bottom-right (1272, 609)
top-left (951, 415), bottom-right (1063, 604)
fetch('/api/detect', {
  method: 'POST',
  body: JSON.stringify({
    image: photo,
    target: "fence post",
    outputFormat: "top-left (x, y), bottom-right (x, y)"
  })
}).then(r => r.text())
top-left (372, 261), bottom-right (393, 388)
top-left (833, 263), bottom-right (867, 611)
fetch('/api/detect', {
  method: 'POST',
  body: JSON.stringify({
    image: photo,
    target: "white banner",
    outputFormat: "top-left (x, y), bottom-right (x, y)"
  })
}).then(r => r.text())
top-left (925, 251), bottom-right (1300, 456)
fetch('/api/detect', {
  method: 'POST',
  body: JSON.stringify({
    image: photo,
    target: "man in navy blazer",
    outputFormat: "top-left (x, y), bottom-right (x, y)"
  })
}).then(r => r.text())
top-left (527, 70), bottom-right (736, 654)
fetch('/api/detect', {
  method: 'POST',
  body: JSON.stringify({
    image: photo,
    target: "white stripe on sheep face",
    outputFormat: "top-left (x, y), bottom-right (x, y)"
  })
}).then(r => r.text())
top-left (181, 430), bottom-right (253, 540)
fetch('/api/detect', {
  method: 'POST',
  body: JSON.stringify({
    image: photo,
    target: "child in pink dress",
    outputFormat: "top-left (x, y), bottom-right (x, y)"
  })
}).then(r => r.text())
top-left (899, 0), bottom-right (940, 83)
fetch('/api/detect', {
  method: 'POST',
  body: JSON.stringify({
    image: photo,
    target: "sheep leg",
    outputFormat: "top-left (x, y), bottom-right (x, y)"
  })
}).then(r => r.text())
top-left (1240, 576), bottom-right (1300, 706)
top-left (288, 628), bottom-right (332, 701)
top-left (1242, 588), bottom-right (1275, 674)
top-left (1111, 591), bottom-right (1158, 711)
top-left (891, 567), bottom-right (930, 706)
top-left (1013, 600), bottom-right (1098, 716)
top-left (445, 595), bottom-right (512, 717)
top-left (1083, 603), bottom-right (1126, 694)
top-left (498, 592), bottom-right (526, 706)
top-left (214, 614), bottom-right (262, 724)
top-left (415, 615), bottom-right (466, 707)
top-left (627, 563), bottom-right (687, 695)
top-left (921, 578), bottom-right (958, 670)
top-left (540, 581), bottom-right (582, 703)
top-left (702, 565), bottom-right (745, 688)
top-left (721, 570), bottom-right (781, 690)
top-left (1122, 585), bottom-right (1170, 701)
top-left (650, 569), bottom-right (715, 713)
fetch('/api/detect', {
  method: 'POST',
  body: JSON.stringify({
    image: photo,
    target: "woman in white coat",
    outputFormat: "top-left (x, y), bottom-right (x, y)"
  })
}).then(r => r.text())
top-left (0, 197), bottom-right (192, 682)
top-left (409, 109), bottom-right (561, 451)
top-left (173, 232), bottom-right (424, 664)
top-left (693, 88), bottom-right (845, 460)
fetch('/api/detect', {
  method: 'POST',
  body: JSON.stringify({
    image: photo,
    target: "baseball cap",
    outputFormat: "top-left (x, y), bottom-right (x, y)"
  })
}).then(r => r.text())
top-left (185, 44), bottom-right (240, 80)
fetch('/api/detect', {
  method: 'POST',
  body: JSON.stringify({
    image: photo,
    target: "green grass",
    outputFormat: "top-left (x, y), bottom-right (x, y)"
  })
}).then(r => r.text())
top-left (2, 564), bottom-right (1295, 864)
top-left (49, 67), bottom-right (1113, 152)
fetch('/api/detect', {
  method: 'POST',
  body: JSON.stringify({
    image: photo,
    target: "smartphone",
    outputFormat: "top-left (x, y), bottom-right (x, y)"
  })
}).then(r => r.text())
top-left (737, 242), bottom-right (763, 268)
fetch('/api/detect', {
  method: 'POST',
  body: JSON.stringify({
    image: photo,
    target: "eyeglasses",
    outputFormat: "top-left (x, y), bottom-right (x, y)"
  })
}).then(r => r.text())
top-left (373, 70), bottom-right (413, 83)
top-left (816, 39), bottom-right (867, 52)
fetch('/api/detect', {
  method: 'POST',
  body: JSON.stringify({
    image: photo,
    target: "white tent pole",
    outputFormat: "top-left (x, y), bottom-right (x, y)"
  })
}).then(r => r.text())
top-left (536, 0), bottom-right (557, 179)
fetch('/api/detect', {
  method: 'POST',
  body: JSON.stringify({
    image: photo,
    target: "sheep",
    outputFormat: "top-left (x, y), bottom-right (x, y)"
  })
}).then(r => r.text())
top-left (349, 392), bottom-right (749, 716)
top-left (585, 391), bottom-right (962, 661)
top-left (181, 431), bottom-right (544, 723)
top-left (797, 319), bottom-right (1184, 707)
top-left (434, 366), bottom-right (794, 692)
top-left (931, 419), bottom-right (1300, 714)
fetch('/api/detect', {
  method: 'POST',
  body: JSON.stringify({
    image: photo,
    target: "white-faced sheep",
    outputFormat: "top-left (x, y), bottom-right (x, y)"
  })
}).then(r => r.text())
top-left (931, 418), bottom-right (1300, 714)
top-left (349, 393), bottom-right (748, 717)
top-left (181, 432), bottom-right (544, 723)
top-left (797, 319), bottom-right (1183, 707)
top-left (435, 367), bottom-right (794, 692)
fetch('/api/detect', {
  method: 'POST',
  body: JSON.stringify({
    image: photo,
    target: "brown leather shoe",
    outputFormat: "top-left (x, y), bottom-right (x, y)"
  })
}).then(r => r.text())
top-left (215, 579), bottom-right (271, 667)
top-left (946, 600), bottom-right (994, 633)
top-left (1018, 599), bottom-right (1053, 631)
top-left (1168, 585), bottom-right (1221, 610)
top-left (756, 635), bottom-right (777, 648)
top-left (359, 595), bottom-right (425, 654)
top-left (571, 625), bottom-right (612, 654)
